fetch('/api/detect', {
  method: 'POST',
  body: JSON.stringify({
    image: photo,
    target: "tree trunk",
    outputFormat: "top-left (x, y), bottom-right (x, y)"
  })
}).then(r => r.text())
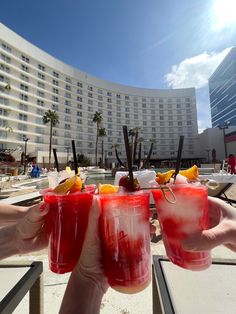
top-left (137, 142), bottom-right (142, 169)
top-left (143, 143), bottom-right (154, 168)
top-left (115, 149), bottom-right (126, 168)
top-left (133, 131), bottom-right (139, 165)
top-left (95, 124), bottom-right (99, 166)
top-left (48, 122), bottom-right (53, 169)
top-left (101, 139), bottom-right (104, 168)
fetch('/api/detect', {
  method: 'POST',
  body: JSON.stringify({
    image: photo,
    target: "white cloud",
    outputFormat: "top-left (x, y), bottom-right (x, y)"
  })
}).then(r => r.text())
top-left (164, 48), bottom-right (231, 89)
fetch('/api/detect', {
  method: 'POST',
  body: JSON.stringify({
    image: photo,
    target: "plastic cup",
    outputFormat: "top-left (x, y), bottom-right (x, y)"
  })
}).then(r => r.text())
top-left (152, 183), bottom-right (211, 271)
top-left (99, 192), bottom-right (151, 293)
top-left (42, 185), bottom-right (95, 274)
top-left (47, 170), bottom-right (71, 189)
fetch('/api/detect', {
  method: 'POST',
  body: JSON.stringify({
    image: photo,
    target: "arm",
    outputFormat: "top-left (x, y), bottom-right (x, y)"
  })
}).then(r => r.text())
top-left (60, 197), bottom-right (108, 314)
top-left (0, 202), bottom-right (48, 260)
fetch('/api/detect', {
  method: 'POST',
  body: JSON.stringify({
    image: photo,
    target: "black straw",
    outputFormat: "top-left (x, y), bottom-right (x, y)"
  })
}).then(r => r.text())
top-left (53, 148), bottom-right (59, 172)
top-left (71, 140), bottom-right (78, 175)
top-left (123, 125), bottom-right (134, 191)
top-left (174, 135), bottom-right (184, 181)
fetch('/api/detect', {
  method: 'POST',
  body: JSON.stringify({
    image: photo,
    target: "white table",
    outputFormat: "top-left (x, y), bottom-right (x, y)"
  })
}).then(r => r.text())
top-left (153, 256), bottom-right (236, 314)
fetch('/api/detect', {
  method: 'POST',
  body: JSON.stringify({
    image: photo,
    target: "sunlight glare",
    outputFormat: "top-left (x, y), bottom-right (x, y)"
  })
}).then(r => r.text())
top-left (213, 0), bottom-right (236, 30)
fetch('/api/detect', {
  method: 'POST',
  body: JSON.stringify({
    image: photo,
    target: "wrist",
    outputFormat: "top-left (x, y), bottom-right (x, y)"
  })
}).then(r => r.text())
top-left (0, 225), bottom-right (19, 259)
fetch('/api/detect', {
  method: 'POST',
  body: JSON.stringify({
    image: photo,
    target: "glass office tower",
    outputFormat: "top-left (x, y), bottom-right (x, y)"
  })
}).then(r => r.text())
top-left (209, 47), bottom-right (236, 127)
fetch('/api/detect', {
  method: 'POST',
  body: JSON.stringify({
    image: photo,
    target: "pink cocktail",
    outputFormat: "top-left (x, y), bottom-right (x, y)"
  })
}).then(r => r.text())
top-left (42, 185), bottom-right (95, 274)
top-left (152, 183), bottom-right (211, 270)
top-left (99, 192), bottom-right (151, 293)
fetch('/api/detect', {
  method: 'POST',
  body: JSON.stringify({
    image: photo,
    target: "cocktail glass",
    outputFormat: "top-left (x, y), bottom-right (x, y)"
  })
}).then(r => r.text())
top-left (42, 185), bottom-right (95, 274)
top-left (47, 170), bottom-right (71, 189)
top-left (152, 183), bottom-right (211, 270)
top-left (99, 192), bottom-right (151, 293)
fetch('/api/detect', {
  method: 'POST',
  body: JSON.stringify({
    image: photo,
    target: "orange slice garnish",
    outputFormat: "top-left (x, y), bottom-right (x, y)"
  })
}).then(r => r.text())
top-left (156, 170), bottom-right (175, 185)
top-left (179, 165), bottom-right (199, 180)
top-left (99, 184), bottom-right (119, 194)
top-left (53, 176), bottom-right (76, 194)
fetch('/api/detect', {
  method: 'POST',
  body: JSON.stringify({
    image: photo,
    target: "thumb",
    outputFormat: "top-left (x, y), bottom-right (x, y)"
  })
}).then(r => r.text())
top-left (25, 202), bottom-right (49, 224)
top-left (183, 222), bottom-right (229, 251)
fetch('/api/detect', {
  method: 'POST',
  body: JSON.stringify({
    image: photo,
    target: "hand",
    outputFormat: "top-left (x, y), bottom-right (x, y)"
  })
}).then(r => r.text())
top-left (183, 197), bottom-right (236, 252)
top-left (59, 197), bottom-right (108, 314)
top-left (0, 204), bottom-right (29, 226)
top-left (14, 202), bottom-right (48, 254)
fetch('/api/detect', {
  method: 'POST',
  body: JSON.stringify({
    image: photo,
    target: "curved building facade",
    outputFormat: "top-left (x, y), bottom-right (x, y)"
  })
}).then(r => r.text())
top-left (0, 23), bottom-right (198, 165)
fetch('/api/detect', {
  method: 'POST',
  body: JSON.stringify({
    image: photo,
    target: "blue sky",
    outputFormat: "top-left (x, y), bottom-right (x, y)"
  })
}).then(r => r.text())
top-left (1, 0), bottom-right (236, 132)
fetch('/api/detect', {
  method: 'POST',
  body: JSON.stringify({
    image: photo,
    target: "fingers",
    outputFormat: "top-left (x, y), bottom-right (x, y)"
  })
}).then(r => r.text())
top-left (25, 202), bottom-right (49, 224)
top-left (183, 222), bottom-right (229, 251)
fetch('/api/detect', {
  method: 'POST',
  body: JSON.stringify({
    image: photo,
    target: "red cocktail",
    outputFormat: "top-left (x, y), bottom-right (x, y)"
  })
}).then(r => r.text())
top-left (99, 192), bottom-right (151, 293)
top-left (152, 183), bottom-right (211, 270)
top-left (42, 185), bottom-right (95, 274)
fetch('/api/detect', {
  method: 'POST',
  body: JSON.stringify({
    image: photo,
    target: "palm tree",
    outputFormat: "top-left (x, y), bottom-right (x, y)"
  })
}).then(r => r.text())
top-left (111, 144), bottom-right (126, 168)
top-left (128, 128), bottom-right (136, 162)
top-left (42, 109), bottom-right (59, 169)
top-left (137, 137), bottom-right (144, 169)
top-left (132, 127), bottom-right (141, 164)
top-left (143, 138), bottom-right (156, 168)
top-left (98, 127), bottom-right (106, 167)
top-left (93, 111), bottom-right (103, 166)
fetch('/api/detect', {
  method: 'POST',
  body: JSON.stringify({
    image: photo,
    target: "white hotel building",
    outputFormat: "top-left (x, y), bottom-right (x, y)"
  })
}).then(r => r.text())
top-left (0, 23), bottom-right (198, 166)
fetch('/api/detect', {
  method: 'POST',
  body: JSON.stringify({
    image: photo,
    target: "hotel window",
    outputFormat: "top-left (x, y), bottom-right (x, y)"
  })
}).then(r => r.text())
top-left (19, 103), bottom-right (28, 111)
top-left (177, 104), bottom-right (181, 108)
top-left (0, 64), bottom-right (10, 73)
top-left (108, 111), bottom-right (112, 116)
top-left (18, 123), bottom-right (28, 131)
top-left (2, 43), bottom-right (11, 52)
top-left (77, 118), bottom-right (82, 124)
top-left (53, 88), bottom-right (59, 94)
top-left (125, 95), bottom-right (129, 100)
top-left (1, 54), bottom-right (11, 63)
top-left (169, 121), bottom-right (173, 126)
top-left (107, 91), bottom-right (112, 96)
top-left (108, 117), bottom-right (112, 122)
top-left (116, 100), bottom-right (121, 104)
top-left (88, 86), bottom-right (93, 91)
top-left (98, 102), bottom-right (103, 107)
top-left (21, 64), bottom-right (29, 72)
top-left (38, 91), bottom-right (44, 98)
top-left (20, 74), bottom-right (29, 82)
top-left (185, 98), bottom-right (190, 102)
top-left (142, 109), bottom-right (147, 114)
top-left (38, 73), bottom-right (45, 80)
top-left (117, 112), bottom-right (121, 117)
top-left (52, 104), bottom-right (58, 111)
top-left (65, 116), bottom-right (71, 122)
top-left (125, 107), bottom-right (130, 112)
top-left (88, 106), bottom-right (93, 112)
top-left (52, 138), bottom-right (58, 145)
top-left (0, 108), bottom-right (9, 116)
top-left (159, 99), bottom-right (163, 103)
top-left (88, 92), bottom-right (93, 98)
top-left (77, 82), bottom-right (83, 87)
top-left (20, 84), bottom-right (28, 92)
top-left (65, 108), bottom-right (71, 114)
top-left (88, 99), bottom-right (93, 105)
top-left (168, 115), bottom-right (173, 120)
top-left (37, 99), bottom-right (44, 107)
top-left (97, 89), bottom-right (103, 94)
top-left (38, 64), bottom-right (45, 71)
top-left (125, 101), bottom-right (129, 106)
top-left (150, 98), bottom-right (155, 102)
top-left (52, 96), bottom-right (59, 102)
top-left (134, 114), bottom-right (138, 119)
top-left (65, 93), bottom-right (71, 98)
top-left (77, 96), bottom-right (82, 102)
top-left (66, 85), bottom-right (71, 91)
top-left (53, 71), bottom-right (59, 78)
top-left (21, 55), bottom-right (29, 63)
top-left (107, 98), bottom-right (112, 103)
top-left (37, 108), bottom-right (44, 115)
top-left (160, 116), bottom-right (164, 120)
top-left (53, 79), bottom-right (59, 86)
top-left (116, 106), bottom-right (121, 111)
top-left (178, 122), bottom-right (183, 126)
top-left (116, 94), bottom-right (121, 98)
top-left (20, 94), bottom-right (28, 101)
top-left (142, 97), bottom-right (146, 102)
top-left (65, 77), bottom-right (71, 83)
top-left (77, 104), bottom-right (82, 109)
top-left (187, 121), bottom-right (192, 125)
top-left (107, 104), bottom-right (112, 109)
top-left (19, 113), bottom-right (27, 121)
top-left (65, 100), bottom-right (71, 106)
top-left (98, 95), bottom-right (103, 100)
top-left (77, 111), bottom-right (82, 116)
top-left (38, 82), bottom-right (45, 89)
top-left (77, 89), bottom-right (83, 95)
